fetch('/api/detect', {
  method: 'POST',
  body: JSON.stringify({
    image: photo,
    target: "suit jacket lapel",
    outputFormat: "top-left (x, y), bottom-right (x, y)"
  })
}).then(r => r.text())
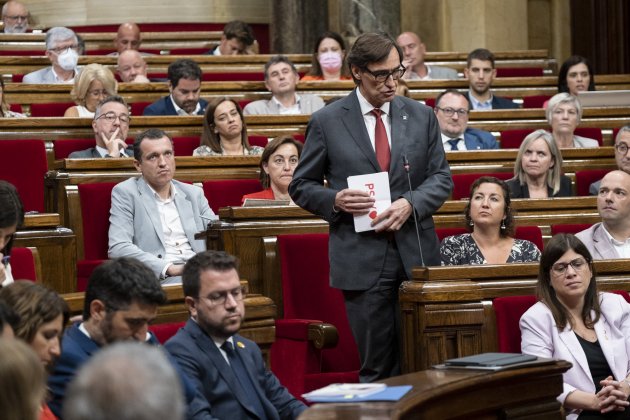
top-left (593, 224), bottom-right (618, 259)
top-left (136, 178), bottom-right (166, 246)
top-left (389, 98), bottom-right (408, 177)
top-left (594, 316), bottom-right (617, 375)
top-left (172, 184), bottom-right (199, 248)
top-left (341, 91), bottom-right (381, 172)
top-left (186, 321), bottom-right (261, 418)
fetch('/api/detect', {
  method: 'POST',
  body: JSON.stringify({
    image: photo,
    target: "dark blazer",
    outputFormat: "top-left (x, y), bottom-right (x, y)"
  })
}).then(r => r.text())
top-left (68, 146), bottom-right (133, 159)
top-left (143, 95), bottom-right (208, 116)
top-left (165, 319), bottom-right (306, 420)
top-left (506, 175), bottom-right (573, 198)
top-left (465, 92), bottom-right (519, 110)
top-left (463, 127), bottom-right (498, 150)
top-left (48, 323), bottom-right (214, 420)
top-left (289, 89), bottom-right (453, 290)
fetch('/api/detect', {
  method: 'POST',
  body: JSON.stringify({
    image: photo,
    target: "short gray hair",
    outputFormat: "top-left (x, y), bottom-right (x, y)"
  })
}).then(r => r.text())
top-left (63, 342), bottom-right (185, 420)
top-left (45, 27), bottom-right (77, 50)
top-left (615, 125), bottom-right (630, 144)
top-left (546, 92), bottom-right (582, 125)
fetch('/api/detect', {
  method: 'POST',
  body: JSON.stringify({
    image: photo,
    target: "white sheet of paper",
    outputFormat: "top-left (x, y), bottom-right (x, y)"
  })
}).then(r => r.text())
top-left (347, 172), bottom-right (392, 232)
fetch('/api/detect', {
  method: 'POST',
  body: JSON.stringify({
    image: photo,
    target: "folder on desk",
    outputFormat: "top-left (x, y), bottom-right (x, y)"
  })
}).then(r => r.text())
top-left (441, 352), bottom-right (541, 370)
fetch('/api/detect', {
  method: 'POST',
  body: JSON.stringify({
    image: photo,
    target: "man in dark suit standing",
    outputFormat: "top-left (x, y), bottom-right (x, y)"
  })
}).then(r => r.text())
top-left (289, 32), bottom-right (452, 382)
top-left (143, 59), bottom-right (208, 116)
top-left (464, 48), bottom-right (518, 110)
top-left (165, 250), bottom-right (306, 419)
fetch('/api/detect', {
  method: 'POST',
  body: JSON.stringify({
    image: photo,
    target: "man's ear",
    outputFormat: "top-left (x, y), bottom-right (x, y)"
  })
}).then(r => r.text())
top-left (168, 80), bottom-right (173, 94)
top-left (133, 159), bottom-right (142, 173)
top-left (463, 68), bottom-right (470, 79)
top-left (90, 299), bottom-right (107, 322)
top-left (185, 296), bottom-right (198, 319)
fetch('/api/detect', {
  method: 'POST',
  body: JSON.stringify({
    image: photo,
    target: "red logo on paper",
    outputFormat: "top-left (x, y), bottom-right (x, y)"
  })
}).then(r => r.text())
top-left (369, 211), bottom-right (378, 219)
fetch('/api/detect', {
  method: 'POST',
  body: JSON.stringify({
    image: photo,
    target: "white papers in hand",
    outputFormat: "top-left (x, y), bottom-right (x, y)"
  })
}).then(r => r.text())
top-left (347, 172), bottom-right (391, 232)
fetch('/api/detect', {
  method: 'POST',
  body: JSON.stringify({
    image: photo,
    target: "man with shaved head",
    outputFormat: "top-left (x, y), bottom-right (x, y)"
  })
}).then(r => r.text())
top-left (117, 49), bottom-right (150, 83)
top-left (577, 170), bottom-right (630, 259)
top-left (113, 22), bottom-right (142, 55)
top-left (396, 31), bottom-right (458, 80)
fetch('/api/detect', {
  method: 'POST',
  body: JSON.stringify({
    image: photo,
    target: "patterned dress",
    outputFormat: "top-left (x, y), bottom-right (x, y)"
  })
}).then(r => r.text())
top-left (440, 233), bottom-right (541, 265)
top-left (192, 145), bottom-right (264, 156)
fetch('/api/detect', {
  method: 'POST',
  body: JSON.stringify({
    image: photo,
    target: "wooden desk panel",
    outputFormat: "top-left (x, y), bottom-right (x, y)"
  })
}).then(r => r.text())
top-left (300, 360), bottom-right (570, 420)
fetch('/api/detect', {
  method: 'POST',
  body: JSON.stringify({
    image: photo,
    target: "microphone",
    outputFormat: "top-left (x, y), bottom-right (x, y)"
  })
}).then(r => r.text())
top-left (403, 154), bottom-right (425, 267)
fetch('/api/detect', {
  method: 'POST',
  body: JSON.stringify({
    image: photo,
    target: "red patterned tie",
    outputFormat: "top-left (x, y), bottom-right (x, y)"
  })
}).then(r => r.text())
top-left (371, 108), bottom-right (390, 172)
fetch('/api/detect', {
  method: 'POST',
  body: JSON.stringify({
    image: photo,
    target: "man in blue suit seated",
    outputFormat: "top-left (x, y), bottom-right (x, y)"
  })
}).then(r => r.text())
top-left (47, 257), bottom-right (215, 419)
top-left (165, 250), bottom-right (307, 420)
top-left (434, 89), bottom-right (498, 151)
top-left (464, 48), bottom-right (519, 111)
top-left (143, 59), bottom-right (208, 116)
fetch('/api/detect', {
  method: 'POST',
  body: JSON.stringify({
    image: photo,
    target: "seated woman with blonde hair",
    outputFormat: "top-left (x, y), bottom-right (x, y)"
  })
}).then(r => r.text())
top-left (242, 136), bottom-right (303, 203)
top-left (193, 97), bottom-right (263, 156)
top-left (440, 176), bottom-right (541, 265)
top-left (521, 233), bottom-right (630, 419)
top-left (507, 129), bottom-right (573, 198)
top-left (64, 63), bottom-right (118, 118)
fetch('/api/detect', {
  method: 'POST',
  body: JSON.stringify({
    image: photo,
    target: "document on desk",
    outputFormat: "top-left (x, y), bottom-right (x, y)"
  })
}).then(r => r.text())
top-left (302, 383), bottom-right (412, 403)
top-left (434, 352), bottom-right (554, 371)
top-left (347, 172), bottom-right (391, 233)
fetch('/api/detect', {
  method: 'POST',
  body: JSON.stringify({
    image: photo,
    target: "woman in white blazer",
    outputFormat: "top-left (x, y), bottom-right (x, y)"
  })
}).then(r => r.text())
top-left (521, 233), bottom-right (630, 419)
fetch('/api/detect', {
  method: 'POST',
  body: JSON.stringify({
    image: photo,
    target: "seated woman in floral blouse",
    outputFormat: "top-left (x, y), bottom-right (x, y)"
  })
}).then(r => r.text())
top-left (440, 176), bottom-right (541, 265)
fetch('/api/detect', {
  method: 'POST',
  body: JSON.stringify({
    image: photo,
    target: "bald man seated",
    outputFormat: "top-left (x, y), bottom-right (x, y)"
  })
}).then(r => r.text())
top-left (109, 22), bottom-right (142, 56)
top-left (117, 50), bottom-right (150, 83)
top-left (396, 32), bottom-right (458, 80)
top-left (576, 170), bottom-right (630, 259)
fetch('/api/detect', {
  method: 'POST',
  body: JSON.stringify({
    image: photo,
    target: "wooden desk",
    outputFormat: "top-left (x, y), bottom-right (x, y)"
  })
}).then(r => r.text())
top-left (400, 260), bottom-right (630, 372)
top-left (14, 213), bottom-right (76, 293)
top-left (300, 360), bottom-right (571, 419)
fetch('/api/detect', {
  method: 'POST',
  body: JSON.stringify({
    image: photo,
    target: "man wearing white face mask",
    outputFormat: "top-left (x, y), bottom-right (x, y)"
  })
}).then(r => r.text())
top-left (303, 31), bottom-right (352, 81)
top-left (23, 27), bottom-right (81, 84)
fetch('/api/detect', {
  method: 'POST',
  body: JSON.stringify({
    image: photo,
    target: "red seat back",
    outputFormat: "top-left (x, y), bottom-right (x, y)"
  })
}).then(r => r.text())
top-left (436, 227), bottom-right (467, 242)
top-left (574, 127), bottom-right (603, 145)
top-left (611, 290), bottom-right (630, 303)
top-left (575, 169), bottom-right (609, 196)
top-left (149, 321), bottom-right (185, 344)
top-left (500, 129), bottom-right (535, 149)
top-left (496, 67), bottom-right (544, 77)
top-left (522, 95), bottom-right (551, 109)
top-left (9, 247), bottom-right (37, 281)
top-left (202, 179), bottom-right (262, 213)
top-left (493, 295), bottom-right (538, 352)
top-left (172, 136), bottom-right (200, 156)
top-left (130, 102), bottom-right (152, 117)
top-left (515, 226), bottom-right (544, 251)
top-left (78, 183), bottom-right (117, 260)
top-left (30, 102), bottom-right (75, 117)
top-left (451, 172), bottom-right (513, 200)
top-left (0, 140), bottom-right (47, 212)
top-left (551, 224), bottom-right (592, 236)
top-left (278, 234), bottom-right (360, 372)
top-left (248, 135), bottom-right (268, 148)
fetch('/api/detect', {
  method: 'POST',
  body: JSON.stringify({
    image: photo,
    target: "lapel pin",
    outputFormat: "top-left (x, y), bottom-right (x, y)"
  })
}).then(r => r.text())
top-left (402, 115), bottom-right (408, 120)
top-left (237, 341), bottom-right (245, 349)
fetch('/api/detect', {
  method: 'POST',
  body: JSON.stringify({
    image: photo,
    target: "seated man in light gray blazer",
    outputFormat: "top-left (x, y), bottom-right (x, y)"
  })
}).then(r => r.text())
top-left (243, 55), bottom-right (325, 115)
top-left (577, 170), bottom-right (630, 259)
top-left (108, 128), bottom-right (217, 284)
top-left (68, 96), bottom-right (134, 158)
top-left (23, 27), bottom-right (81, 84)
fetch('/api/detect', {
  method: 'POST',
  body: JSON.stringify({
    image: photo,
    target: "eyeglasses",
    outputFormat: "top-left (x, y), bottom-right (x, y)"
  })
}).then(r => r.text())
top-left (270, 157), bottom-right (299, 167)
top-left (436, 107), bottom-right (469, 117)
top-left (5, 15), bottom-right (28, 21)
top-left (615, 143), bottom-right (630, 155)
top-left (201, 286), bottom-right (246, 306)
top-left (87, 89), bottom-right (108, 98)
top-left (551, 257), bottom-right (588, 276)
top-left (363, 66), bottom-right (406, 83)
top-left (48, 45), bottom-right (78, 54)
top-left (96, 111), bottom-right (130, 124)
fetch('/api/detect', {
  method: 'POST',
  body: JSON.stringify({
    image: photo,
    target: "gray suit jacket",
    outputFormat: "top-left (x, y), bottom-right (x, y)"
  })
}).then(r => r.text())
top-left (289, 89), bottom-right (453, 290)
top-left (427, 65), bottom-right (458, 80)
top-left (243, 94), bottom-right (325, 115)
top-left (22, 66), bottom-right (79, 84)
top-left (68, 147), bottom-right (133, 159)
top-left (108, 177), bottom-right (216, 278)
top-left (575, 222), bottom-right (619, 260)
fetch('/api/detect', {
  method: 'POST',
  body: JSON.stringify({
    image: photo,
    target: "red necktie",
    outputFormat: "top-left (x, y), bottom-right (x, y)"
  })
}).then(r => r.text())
top-left (371, 108), bottom-right (390, 172)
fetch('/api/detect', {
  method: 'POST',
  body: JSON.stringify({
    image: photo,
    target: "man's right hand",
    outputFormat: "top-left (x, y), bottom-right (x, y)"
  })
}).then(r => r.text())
top-left (334, 189), bottom-right (375, 215)
top-left (101, 127), bottom-right (128, 157)
top-left (166, 263), bottom-right (184, 277)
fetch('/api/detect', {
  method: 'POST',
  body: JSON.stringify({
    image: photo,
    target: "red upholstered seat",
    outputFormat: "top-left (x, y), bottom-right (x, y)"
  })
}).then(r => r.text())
top-left (574, 127), bottom-right (603, 145)
top-left (9, 104), bottom-right (23, 114)
top-left (202, 72), bottom-right (265, 82)
top-left (575, 169), bottom-right (609, 196)
top-left (0, 139), bottom-right (47, 212)
top-left (202, 179), bottom-right (262, 213)
top-left (237, 100), bottom-right (252, 110)
top-left (493, 295), bottom-right (538, 353)
top-left (172, 136), bottom-right (200, 156)
top-left (424, 98), bottom-right (436, 108)
top-left (522, 95), bottom-right (551, 109)
top-left (500, 129), bottom-right (535, 149)
top-left (292, 134), bottom-right (305, 143)
top-left (451, 172), bottom-right (513, 200)
top-left (272, 233), bottom-right (360, 398)
top-left (551, 224), bottom-right (592, 236)
top-left (130, 102), bottom-right (152, 117)
top-left (76, 183), bottom-right (117, 291)
top-left (248, 135), bottom-right (268, 148)
top-left (436, 227), bottom-right (467, 242)
top-left (30, 102), bottom-right (75, 117)
top-left (496, 67), bottom-right (544, 77)
top-left (149, 321), bottom-right (185, 344)
top-left (9, 247), bottom-right (39, 282)
top-left (611, 290), bottom-right (630, 303)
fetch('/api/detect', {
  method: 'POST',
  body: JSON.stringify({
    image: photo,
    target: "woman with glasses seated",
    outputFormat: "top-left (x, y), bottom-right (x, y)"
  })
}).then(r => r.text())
top-left (521, 233), bottom-right (630, 419)
top-left (547, 93), bottom-right (598, 148)
top-left (242, 136), bottom-right (303, 204)
top-left (64, 64), bottom-right (118, 118)
top-left (507, 129), bottom-right (572, 198)
top-left (193, 97), bottom-right (263, 156)
top-left (440, 176), bottom-right (541, 265)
